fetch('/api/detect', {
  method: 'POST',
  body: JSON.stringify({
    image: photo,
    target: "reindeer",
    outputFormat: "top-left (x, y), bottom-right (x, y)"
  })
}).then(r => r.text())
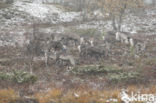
top-left (115, 32), bottom-right (130, 44)
top-left (80, 46), bottom-right (107, 60)
top-left (55, 55), bottom-right (75, 68)
top-left (103, 31), bottom-right (116, 45)
top-left (129, 34), bottom-right (147, 54)
top-left (60, 33), bottom-right (80, 47)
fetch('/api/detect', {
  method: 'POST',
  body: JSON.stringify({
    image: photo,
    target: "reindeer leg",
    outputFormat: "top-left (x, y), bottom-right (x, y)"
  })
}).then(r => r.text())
top-left (44, 50), bottom-right (49, 69)
top-left (29, 56), bottom-right (33, 74)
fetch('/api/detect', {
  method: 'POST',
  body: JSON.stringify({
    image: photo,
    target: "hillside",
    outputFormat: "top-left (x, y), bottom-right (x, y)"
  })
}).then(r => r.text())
top-left (0, 0), bottom-right (156, 103)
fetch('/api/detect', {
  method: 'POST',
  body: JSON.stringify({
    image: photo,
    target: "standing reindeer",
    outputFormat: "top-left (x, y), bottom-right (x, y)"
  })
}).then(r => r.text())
top-left (115, 32), bottom-right (147, 55)
top-left (115, 32), bottom-right (130, 44)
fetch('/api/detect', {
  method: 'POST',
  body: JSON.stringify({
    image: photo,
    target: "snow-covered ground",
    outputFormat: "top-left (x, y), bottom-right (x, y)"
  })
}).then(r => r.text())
top-left (0, 1), bottom-right (156, 47)
top-left (15, 2), bottom-right (49, 18)
top-left (77, 7), bottom-right (156, 34)
top-left (0, 1), bottom-right (81, 47)
top-left (14, 1), bottom-right (81, 22)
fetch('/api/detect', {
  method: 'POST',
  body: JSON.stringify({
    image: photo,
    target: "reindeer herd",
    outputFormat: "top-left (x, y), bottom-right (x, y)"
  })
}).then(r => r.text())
top-left (24, 26), bottom-right (155, 70)
top-left (115, 32), bottom-right (156, 54)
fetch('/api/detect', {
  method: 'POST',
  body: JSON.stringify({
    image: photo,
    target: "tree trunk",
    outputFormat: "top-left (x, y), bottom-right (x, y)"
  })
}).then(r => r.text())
top-left (111, 14), bottom-right (117, 31)
top-left (117, 4), bottom-right (126, 31)
top-left (118, 12), bottom-right (124, 31)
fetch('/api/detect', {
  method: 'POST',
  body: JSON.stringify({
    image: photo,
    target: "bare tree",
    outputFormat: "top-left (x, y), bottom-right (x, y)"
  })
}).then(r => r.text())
top-left (25, 23), bottom-right (44, 73)
top-left (96, 0), bottom-right (144, 31)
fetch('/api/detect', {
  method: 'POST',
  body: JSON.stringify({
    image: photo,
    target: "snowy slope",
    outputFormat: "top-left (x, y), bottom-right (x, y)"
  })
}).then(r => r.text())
top-left (14, 1), bottom-right (81, 22)
top-left (0, 1), bottom-right (81, 47)
top-left (14, 1), bottom-right (61, 19)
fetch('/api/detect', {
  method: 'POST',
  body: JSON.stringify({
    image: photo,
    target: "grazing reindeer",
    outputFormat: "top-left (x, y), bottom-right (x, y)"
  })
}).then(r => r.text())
top-left (80, 46), bottom-right (107, 60)
top-left (129, 37), bottom-right (147, 54)
top-left (115, 32), bottom-right (130, 44)
top-left (43, 40), bottom-right (65, 67)
top-left (55, 55), bottom-right (75, 68)
top-left (128, 33), bottom-right (147, 55)
top-left (61, 33), bottom-right (80, 47)
top-left (115, 32), bottom-right (148, 56)
top-left (103, 31), bottom-right (116, 44)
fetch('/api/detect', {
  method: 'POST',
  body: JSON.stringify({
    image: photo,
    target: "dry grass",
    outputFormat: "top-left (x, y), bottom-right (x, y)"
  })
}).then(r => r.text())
top-left (61, 89), bottom-right (102, 103)
top-left (0, 85), bottom-right (155, 103)
top-left (34, 88), bottom-right (121, 103)
top-left (34, 85), bottom-right (156, 103)
top-left (35, 88), bottom-right (62, 103)
top-left (0, 88), bottom-right (19, 103)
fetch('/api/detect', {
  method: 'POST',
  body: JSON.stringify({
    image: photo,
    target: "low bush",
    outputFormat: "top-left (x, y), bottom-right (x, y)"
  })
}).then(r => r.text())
top-left (71, 65), bottom-right (122, 75)
top-left (0, 70), bottom-right (37, 84)
top-left (0, 72), bottom-right (12, 81)
top-left (107, 72), bottom-right (141, 83)
top-left (71, 65), bottom-right (143, 84)
top-left (70, 28), bottom-right (100, 37)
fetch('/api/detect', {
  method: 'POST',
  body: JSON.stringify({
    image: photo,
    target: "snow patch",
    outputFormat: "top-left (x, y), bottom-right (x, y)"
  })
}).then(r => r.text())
top-left (13, 1), bottom-right (81, 23)
top-left (59, 12), bottom-right (81, 22)
top-left (14, 1), bottom-right (61, 19)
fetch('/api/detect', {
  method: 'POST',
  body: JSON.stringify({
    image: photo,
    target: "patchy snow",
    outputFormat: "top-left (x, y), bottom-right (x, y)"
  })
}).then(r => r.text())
top-left (0, 1), bottom-right (82, 47)
top-left (13, 1), bottom-right (81, 22)
top-left (33, 0), bottom-right (42, 4)
top-left (77, 7), bottom-right (156, 34)
top-left (106, 98), bottom-right (118, 103)
top-left (59, 12), bottom-right (81, 22)
top-left (14, 1), bottom-right (61, 19)
top-left (0, 0), bottom-right (155, 47)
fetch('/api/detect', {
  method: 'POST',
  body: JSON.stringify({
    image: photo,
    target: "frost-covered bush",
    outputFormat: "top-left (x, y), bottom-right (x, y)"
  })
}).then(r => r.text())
top-left (71, 65), bottom-right (142, 84)
top-left (107, 72), bottom-right (141, 83)
top-left (71, 28), bottom-right (100, 37)
top-left (71, 65), bottom-right (122, 75)
top-left (0, 70), bottom-right (37, 84)
top-left (12, 70), bottom-right (37, 84)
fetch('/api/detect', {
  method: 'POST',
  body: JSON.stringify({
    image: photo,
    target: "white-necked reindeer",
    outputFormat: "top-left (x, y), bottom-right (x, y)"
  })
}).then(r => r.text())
top-left (115, 32), bottom-right (130, 44)
top-left (115, 32), bottom-right (147, 55)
